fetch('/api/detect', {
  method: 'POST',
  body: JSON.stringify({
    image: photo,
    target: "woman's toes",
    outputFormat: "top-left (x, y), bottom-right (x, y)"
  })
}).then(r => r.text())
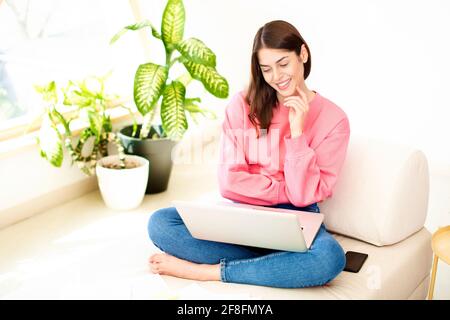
top-left (153, 253), bottom-right (166, 262)
top-left (149, 262), bottom-right (160, 274)
top-left (149, 253), bottom-right (163, 263)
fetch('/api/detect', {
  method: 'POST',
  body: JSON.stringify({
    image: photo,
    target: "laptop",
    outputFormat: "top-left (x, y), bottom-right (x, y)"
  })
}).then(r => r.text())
top-left (172, 199), bottom-right (324, 252)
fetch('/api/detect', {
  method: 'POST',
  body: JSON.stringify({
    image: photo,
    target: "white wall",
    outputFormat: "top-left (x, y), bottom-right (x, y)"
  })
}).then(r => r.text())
top-left (141, 0), bottom-right (450, 170)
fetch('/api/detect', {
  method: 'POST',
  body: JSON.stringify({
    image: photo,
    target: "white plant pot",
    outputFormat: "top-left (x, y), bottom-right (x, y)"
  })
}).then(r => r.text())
top-left (96, 155), bottom-right (149, 210)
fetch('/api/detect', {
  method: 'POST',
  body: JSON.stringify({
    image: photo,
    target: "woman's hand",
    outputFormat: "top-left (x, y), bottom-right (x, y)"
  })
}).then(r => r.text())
top-left (283, 86), bottom-right (310, 138)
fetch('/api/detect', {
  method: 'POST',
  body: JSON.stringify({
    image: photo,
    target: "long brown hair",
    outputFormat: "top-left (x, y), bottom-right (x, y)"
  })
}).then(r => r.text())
top-left (245, 20), bottom-right (312, 137)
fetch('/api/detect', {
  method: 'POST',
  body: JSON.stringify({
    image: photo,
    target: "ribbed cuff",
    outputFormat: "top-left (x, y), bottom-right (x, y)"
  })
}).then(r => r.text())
top-left (220, 258), bottom-right (228, 282)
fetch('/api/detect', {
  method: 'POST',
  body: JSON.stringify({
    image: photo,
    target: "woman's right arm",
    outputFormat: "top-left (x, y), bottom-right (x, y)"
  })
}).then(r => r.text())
top-left (217, 94), bottom-right (285, 205)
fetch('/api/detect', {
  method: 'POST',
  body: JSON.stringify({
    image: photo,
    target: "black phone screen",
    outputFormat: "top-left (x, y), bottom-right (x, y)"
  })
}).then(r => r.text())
top-left (344, 251), bottom-right (368, 273)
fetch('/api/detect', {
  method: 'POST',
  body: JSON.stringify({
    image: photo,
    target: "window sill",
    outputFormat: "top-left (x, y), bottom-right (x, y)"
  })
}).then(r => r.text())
top-left (0, 104), bottom-right (138, 160)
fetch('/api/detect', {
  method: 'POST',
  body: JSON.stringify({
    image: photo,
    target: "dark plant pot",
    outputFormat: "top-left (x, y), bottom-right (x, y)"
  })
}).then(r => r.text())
top-left (118, 124), bottom-right (178, 194)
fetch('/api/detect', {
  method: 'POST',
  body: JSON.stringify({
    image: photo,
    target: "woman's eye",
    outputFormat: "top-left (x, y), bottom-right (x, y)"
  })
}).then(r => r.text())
top-left (280, 63), bottom-right (288, 67)
top-left (262, 69), bottom-right (270, 73)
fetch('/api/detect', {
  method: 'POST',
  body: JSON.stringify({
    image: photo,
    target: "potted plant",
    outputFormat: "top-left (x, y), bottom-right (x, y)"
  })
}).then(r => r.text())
top-left (110, 0), bottom-right (229, 194)
top-left (32, 75), bottom-right (149, 210)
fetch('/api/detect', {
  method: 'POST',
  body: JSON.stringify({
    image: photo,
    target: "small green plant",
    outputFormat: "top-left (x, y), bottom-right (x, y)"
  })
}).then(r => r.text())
top-left (110, 0), bottom-right (229, 140)
top-left (33, 75), bottom-right (127, 175)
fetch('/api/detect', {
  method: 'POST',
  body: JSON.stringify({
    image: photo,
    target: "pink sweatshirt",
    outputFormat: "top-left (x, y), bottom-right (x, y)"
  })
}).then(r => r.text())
top-left (217, 90), bottom-right (350, 207)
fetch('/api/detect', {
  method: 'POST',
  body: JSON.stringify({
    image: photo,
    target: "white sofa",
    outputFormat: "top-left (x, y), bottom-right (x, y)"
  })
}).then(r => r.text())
top-left (164, 121), bottom-right (432, 299)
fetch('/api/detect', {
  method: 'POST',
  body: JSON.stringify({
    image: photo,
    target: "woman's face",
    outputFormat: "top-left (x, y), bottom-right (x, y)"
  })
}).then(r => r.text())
top-left (257, 45), bottom-right (308, 97)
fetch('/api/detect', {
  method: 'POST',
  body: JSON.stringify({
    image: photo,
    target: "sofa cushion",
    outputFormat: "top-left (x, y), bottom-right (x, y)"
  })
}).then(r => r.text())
top-left (320, 135), bottom-right (429, 246)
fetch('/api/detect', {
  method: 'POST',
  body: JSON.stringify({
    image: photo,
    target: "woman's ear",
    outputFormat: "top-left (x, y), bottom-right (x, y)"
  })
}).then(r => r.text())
top-left (300, 44), bottom-right (308, 63)
top-left (297, 54), bottom-right (307, 64)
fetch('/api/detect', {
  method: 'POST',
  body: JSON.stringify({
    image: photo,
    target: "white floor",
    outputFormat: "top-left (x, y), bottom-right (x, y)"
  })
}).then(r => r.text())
top-left (0, 165), bottom-right (449, 299)
top-left (0, 164), bottom-right (251, 300)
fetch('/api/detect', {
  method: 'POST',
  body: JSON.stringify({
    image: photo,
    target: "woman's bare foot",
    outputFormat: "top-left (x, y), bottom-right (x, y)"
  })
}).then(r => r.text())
top-left (148, 253), bottom-right (221, 281)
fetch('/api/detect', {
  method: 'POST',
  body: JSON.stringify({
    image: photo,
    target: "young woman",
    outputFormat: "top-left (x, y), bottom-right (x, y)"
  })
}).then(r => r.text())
top-left (147, 20), bottom-right (350, 288)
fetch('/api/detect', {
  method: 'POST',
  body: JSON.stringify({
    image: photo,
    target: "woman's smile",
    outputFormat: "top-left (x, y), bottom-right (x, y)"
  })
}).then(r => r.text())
top-left (276, 78), bottom-right (291, 90)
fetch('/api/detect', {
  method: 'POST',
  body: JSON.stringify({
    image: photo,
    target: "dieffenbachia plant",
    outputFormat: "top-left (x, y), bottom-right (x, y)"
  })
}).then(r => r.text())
top-left (110, 0), bottom-right (229, 140)
top-left (33, 76), bottom-right (127, 175)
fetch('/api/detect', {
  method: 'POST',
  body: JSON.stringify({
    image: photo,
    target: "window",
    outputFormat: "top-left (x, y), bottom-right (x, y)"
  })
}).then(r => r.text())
top-left (0, 0), bottom-right (145, 140)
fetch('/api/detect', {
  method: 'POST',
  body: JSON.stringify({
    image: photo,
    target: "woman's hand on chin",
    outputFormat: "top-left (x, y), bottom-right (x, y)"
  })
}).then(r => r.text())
top-left (283, 86), bottom-right (309, 137)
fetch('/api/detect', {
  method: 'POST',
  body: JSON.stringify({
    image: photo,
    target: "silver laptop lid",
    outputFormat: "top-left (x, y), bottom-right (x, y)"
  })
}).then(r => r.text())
top-left (172, 200), bottom-right (324, 252)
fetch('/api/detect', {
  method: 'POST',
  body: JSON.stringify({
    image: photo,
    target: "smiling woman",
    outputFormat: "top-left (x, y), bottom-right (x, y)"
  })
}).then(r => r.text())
top-left (0, 0), bottom-right (143, 140)
top-left (146, 19), bottom-right (351, 289)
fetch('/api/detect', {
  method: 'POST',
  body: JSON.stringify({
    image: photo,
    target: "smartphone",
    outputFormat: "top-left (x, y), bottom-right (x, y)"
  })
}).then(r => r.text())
top-left (344, 251), bottom-right (368, 273)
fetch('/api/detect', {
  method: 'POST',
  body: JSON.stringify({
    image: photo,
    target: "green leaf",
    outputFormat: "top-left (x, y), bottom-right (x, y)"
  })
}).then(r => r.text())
top-left (51, 108), bottom-right (71, 136)
top-left (182, 60), bottom-right (229, 98)
top-left (185, 97), bottom-right (201, 104)
top-left (176, 38), bottom-right (216, 67)
top-left (134, 63), bottom-right (168, 115)
top-left (161, 81), bottom-right (187, 140)
top-left (161, 0), bottom-right (185, 50)
top-left (103, 115), bottom-right (113, 133)
top-left (110, 20), bottom-right (161, 44)
top-left (34, 81), bottom-right (58, 104)
top-left (62, 81), bottom-right (92, 107)
top-left (184, 103), bottom-right (217, 120)
top-left (37, 114), bottom-right (63, 167)
top-left (79, 77), bottom-right (103, 98)
top-left (86, 107), bottom-right (103, 140)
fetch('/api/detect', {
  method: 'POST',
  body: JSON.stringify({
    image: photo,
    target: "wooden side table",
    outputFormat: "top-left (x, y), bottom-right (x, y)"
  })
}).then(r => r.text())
top-left (427, 225), bottom-right (450, 300)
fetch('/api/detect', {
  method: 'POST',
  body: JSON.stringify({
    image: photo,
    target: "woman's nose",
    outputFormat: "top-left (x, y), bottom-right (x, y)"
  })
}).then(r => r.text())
top-left (272, 68), bottom-right (281, 82)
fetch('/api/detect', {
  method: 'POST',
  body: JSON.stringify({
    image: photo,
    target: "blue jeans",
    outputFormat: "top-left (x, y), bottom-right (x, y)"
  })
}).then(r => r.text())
top-left (147, 202), bottom-right (346, 289)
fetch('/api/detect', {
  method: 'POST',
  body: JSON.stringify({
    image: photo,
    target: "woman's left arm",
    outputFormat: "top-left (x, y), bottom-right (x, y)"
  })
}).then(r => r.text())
top-left (281, 117), bottom-right (350, 207)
